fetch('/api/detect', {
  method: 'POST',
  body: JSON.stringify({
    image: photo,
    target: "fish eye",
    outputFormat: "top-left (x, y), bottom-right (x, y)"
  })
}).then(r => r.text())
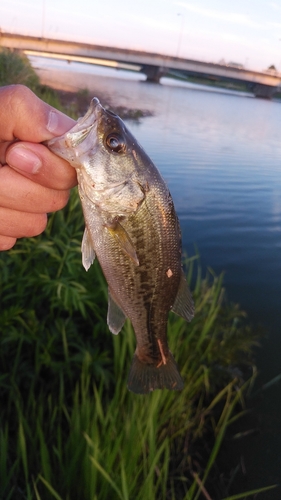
top-left (105, 133), bottom-right (126, 153)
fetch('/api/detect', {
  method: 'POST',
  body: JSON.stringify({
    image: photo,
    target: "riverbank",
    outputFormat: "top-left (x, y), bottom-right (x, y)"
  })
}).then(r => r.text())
top-left (32, 60), bottom-right (153, 120)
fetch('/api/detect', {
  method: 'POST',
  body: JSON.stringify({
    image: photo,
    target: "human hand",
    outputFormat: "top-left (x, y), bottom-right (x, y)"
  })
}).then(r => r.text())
top-left (0, 84), bottom-right (77, 251)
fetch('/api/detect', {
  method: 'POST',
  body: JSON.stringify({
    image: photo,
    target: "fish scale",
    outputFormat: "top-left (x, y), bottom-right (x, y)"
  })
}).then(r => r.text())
top-left (46, 97), bottom-right (194, 394)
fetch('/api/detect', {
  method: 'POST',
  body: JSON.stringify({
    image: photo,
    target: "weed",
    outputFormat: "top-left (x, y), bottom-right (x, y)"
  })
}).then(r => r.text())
top-left (0, 190), bottom-right (268, 499)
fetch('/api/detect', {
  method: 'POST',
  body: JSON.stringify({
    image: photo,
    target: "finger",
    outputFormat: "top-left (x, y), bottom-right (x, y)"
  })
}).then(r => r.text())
top-left (0, 235), bottom-right (17, 251)
top-left (6, 142), bottom-right (77, 190)
top-left (0, 206), bottom-right (47, 238)
top-left (0, 166), bottom-right (70, 213)
top-left (0, 140), bottom-right (16, 165)
top-left (0, 85), bottom-right (75, 143)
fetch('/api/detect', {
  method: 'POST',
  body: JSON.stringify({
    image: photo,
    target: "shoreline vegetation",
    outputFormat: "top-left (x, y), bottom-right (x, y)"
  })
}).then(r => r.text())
top-left (0, 48), bottom-right (277, 499)
top-left (167, 72), bottom-right (281, 99)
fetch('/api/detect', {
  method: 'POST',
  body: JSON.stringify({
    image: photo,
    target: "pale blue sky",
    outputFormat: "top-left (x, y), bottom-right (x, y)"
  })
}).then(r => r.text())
top-left (1, 0), bottom-right (281, 71)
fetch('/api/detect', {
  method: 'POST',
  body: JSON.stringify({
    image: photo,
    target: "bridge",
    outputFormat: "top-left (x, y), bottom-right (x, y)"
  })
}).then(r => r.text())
top-left (1, 31), bottom-right (281, 98)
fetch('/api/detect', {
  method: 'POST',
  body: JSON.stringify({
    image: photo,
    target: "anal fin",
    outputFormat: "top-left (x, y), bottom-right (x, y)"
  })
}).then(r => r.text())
top-left (172, 270), bottom-right (195, 322)
top-left (81, 227), bottom-right (95, 271)
top-left (107, 288), bottom-right (126, 335)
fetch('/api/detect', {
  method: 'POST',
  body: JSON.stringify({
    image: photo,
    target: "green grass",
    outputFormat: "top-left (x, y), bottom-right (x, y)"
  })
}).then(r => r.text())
top-left (0, 48), bottom-right (80, 118)
top-left (0, 190), bottom-right (273, 500)
top-left (0, 48), bottom-right (278, 499)
top-left (0, 48), bottom-right (40, 90)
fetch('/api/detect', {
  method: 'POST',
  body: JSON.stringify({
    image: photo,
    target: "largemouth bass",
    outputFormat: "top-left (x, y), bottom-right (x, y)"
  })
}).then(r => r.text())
top-left (47, 98), bottom-right (194, 394)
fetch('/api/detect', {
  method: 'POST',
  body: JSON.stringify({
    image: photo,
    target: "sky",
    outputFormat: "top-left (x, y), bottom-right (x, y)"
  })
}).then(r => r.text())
top-left (1, 0), bottom-right (281, 71)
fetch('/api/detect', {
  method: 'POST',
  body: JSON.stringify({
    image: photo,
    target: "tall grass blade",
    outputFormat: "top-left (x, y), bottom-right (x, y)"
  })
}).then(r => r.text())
top-left (89, 456), bottom-right (124, 500)
top-left (38, 475), bottom-right (64, 500)
top-left (222, 484), bottom-right (278, 500)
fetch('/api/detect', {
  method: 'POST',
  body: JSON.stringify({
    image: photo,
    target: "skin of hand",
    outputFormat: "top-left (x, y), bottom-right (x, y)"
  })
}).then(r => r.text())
top-left (0, 84), bottom-right (77, 251)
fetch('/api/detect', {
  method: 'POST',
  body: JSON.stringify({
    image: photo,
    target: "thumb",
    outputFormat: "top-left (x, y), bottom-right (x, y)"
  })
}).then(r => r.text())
top-left (1, 85), bottom-right (77, 190)
top-left (0, 84), bottom-right (75, 143)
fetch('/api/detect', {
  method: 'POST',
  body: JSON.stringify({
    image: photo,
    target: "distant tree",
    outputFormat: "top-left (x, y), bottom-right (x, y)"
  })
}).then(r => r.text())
top-left (268, 64), bottom-right (277, 70)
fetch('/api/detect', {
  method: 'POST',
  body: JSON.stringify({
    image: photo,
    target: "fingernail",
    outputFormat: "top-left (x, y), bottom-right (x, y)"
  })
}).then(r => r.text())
top-left (7, 145), bottom-right (42, 174)
top-left (47, 109), bottom-right (75, 135)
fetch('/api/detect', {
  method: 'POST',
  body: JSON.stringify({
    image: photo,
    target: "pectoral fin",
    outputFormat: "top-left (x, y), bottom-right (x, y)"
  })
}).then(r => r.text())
top-left (172, 271), bottom-right (195, 322)
top-left (106, 220), bottom-right (139, 266)
top-left (107, 288), bottom-right (127, 335)
top-left (81, 227), bottom-right (95, 271)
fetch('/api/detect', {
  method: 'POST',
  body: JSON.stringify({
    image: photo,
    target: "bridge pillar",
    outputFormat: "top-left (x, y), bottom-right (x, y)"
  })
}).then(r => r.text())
top-left (141, 64), bottom-right (167, 83)
top-left (251, 83), bottom-right (276, 99)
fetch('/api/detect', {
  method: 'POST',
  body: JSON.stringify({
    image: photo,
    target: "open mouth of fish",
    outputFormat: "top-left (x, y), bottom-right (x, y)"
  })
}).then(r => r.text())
top-left (46, 98), bottom-right (117, 163)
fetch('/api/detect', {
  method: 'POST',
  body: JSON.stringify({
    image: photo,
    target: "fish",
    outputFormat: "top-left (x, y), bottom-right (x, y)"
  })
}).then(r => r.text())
top-left (46, 98), bottom-right (194, 394)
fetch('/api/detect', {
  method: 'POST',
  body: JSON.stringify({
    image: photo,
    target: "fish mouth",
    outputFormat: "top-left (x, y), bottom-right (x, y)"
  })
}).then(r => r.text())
top-left (75, 98), bottom-right (120, 129)
top-left (46, 97), bottom-right (103, 159)
top-left (105, 108), bottom-right (119, 118)
top-left (45, 97), bottom-right (124, 165)
top-left (77, 97), bottom-right (102, 126)
top-left (53, 97), bottom-right (102, 141)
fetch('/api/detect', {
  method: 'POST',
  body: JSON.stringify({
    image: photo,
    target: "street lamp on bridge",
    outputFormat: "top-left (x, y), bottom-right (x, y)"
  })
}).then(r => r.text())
top-left (176, 13), bottom-right (185, 59)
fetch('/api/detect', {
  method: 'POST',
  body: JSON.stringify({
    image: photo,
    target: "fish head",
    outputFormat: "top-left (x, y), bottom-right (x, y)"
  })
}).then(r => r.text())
top-left (46, 98), bottom-right (154, 216)
top-left (46, 98), bottom-right (144, 183)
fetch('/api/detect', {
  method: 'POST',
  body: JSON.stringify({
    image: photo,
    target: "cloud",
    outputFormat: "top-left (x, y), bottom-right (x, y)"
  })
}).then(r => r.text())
top-left (268, 21), bottom-right (281, 29)
top-left (269, 1), bottom-right (281, 11)
top-left (174, 2), bottom-right (264, 29)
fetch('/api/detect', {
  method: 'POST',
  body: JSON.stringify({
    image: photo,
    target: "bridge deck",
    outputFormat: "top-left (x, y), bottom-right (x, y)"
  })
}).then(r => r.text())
top-left (1, 31), bottom-right (281, 95)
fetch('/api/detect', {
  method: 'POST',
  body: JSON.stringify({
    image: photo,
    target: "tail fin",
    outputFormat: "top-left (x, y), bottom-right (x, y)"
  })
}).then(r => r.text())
top-left (127, 352), bottom-right (184, 394)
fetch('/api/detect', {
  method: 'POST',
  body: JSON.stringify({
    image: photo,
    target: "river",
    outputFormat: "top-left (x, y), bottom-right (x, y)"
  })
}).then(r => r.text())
top-left (32, 56), bottom-right (281, 497)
